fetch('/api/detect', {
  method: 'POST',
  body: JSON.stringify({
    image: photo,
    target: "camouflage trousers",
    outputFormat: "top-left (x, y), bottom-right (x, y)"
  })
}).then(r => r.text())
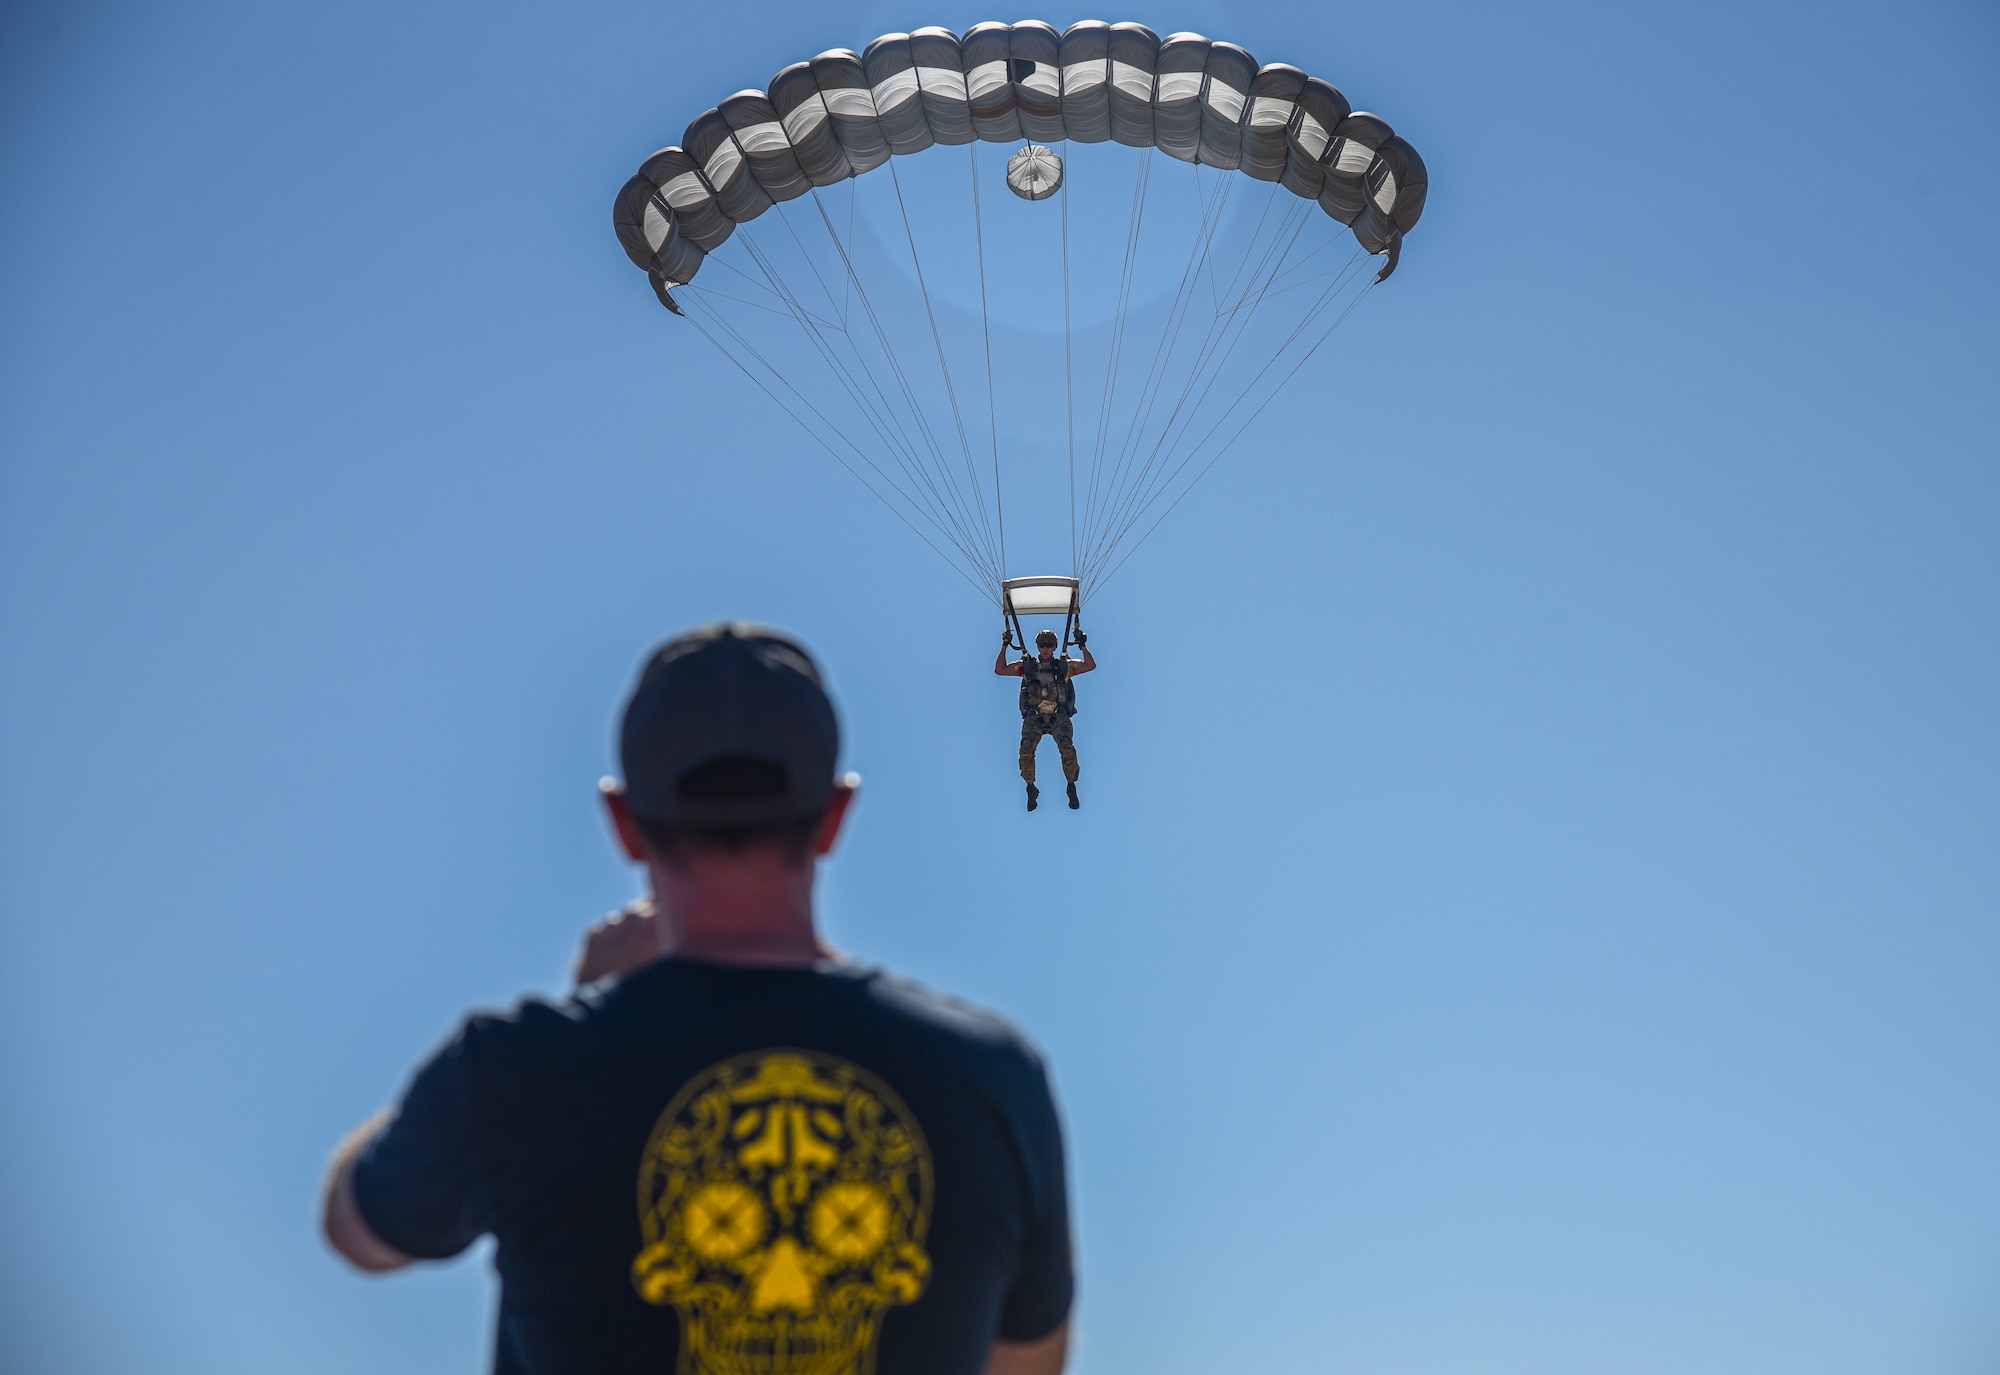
top-left (1019, 712), bottom-right (1079, 784)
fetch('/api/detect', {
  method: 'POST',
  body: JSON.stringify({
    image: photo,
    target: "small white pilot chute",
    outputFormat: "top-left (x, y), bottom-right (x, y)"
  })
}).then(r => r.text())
top-left (1004, 144), bottom-right (1063, 201)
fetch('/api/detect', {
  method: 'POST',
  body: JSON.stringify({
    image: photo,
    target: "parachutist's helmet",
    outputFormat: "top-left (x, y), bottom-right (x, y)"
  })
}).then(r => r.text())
top-left (1035, 630), bottom-right (1059, 649)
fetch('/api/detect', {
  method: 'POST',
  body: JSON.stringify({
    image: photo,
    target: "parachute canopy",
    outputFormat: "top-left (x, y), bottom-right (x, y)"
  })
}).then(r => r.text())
top-left (615, 20), bottom-right (1427, 289)
top-left (613, 21), bottom-right (1429, 610)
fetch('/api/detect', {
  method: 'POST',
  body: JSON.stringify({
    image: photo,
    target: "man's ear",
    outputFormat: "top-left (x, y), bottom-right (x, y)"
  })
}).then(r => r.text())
top-left (599, 779), bottom-right (651, 863)
top-left (813, 774), bottom-right (861, 858)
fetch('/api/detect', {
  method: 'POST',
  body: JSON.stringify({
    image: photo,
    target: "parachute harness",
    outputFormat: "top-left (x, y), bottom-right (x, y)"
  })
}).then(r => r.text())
top-left (1018, 653), bottom-right (1072, 719)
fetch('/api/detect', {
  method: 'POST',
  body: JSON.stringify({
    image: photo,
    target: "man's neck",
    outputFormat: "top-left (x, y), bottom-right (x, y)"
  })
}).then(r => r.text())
top-left (645, 851), bottom-right (828, 969)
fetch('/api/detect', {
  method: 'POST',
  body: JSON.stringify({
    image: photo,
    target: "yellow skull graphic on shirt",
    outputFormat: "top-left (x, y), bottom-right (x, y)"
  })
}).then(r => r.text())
top-left (632, 1050), bottom-right (933, 1375)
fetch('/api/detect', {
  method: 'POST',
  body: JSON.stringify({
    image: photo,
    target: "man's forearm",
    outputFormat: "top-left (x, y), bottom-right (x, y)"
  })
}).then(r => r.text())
top-left (985, 1318), bottom-right (1070, 1375)
top-left (322, 1113), bottom-right (414, 1273)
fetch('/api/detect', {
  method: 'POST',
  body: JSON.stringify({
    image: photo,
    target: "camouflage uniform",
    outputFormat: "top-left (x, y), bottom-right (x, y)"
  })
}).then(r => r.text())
top-left (1018, 655), bottom-right (1079, 785)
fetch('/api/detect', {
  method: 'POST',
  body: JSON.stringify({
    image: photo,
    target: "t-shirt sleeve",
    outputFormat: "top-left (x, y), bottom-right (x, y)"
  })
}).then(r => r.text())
top-left (350, 1020), bottom-right (492, 1260)
top-left (995, 1057), bottom-right (1075, 1342)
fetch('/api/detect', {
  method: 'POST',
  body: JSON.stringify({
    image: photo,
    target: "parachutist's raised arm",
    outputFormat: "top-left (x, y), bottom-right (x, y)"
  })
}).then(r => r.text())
top-left (994, 637), bottom-right (1024, 677)
top-left (1070, 642), bottom-right (1097, 676)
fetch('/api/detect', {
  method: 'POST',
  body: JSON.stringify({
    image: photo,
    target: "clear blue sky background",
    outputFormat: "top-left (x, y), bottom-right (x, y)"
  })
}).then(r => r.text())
top-left (3, 1), bottom-right (1996, 1372)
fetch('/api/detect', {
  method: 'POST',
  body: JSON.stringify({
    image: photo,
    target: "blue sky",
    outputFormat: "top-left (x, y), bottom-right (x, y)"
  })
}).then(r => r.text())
top-left (2, 1), bottom-right (1996, 1372)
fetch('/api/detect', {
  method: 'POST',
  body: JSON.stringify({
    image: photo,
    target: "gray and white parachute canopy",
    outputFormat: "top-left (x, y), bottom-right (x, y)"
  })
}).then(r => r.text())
top-left (611, 21), bottom-right (1429, 606)
top-left (616, 21), bottom-right (1426, 288)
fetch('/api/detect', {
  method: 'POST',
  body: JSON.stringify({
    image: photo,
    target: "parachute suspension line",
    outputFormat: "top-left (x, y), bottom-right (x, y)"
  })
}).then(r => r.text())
top-left (1094, 164), bottom-right (1232, 541)
top-left (1059, 139), bottom-right (1076, 579)
top-left (735, 227), bottom-right (1002, 592)
top-left (1094, 277), bottom-right (1377, 595)
top-left (1230, 226), bottom-right (1346, 311)
top-left (701, 254), bottom-right (842, 329)
top-left (1081, 155), bottom-right (1171, 555)
top-left (1092, 261), bottom-right (1378, 594)
top-left (729, 222), bottom-right (999, 584)
top-left (885, 156), bottom-right (1005, 578)
top-left (965, 141), bottom-right (1009, 584)
top-left (1088, 152), bottom-right (1176, 571)
top-left (1080, 148), bottom-right (1153, 572)
top-left (1205, 169), bottom-right (1230, 314)
top-left (1089, 190), bottom-right (1289, 553)
top-left (1084, 184), bottom-right (1308, 573)
top-left (1080, 162), bottom-right (1237, 580)
top-left (677, 282), bottom-right (832, 322)
top-left (717, 236), bottom-right (937, 498)
top-left (804, 186), bottom-right (1007, 585)
top-left (1119, 166), bottom-right (1246, 462)
top-left (1093, 185), bottom-right (1318, 580)
top-left (688, 271), bottom-right (995, 589)
top-left (792, 192), bottom-right (1003, 583)
top-left (772, 193), bottom-right (848, 326)
top-left (1086, 225), bottom-right (1356, 588)
top-left (773, 203), bottom-right (1002, 582)
top-left (1083, 188), bottom-right (1376, 593)
top-left (825, 179), bottom-right (1004, 587)
top-left (1212, 178), bottom-right (1291, 313)
top-left (842, 179), bottom-right (855, 327)
top-left (803, 186), bottom-right (1003, 588)
top-left (675, 293), bottom-right (992, 600)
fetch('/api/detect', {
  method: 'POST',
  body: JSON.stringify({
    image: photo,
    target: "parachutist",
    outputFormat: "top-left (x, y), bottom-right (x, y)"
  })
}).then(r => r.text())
top-left (995, 628), bottom-right (1096, 811)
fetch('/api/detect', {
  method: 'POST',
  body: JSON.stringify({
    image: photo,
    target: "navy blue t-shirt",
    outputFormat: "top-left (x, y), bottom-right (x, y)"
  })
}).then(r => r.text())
top-left (353, 959), bottom-right (1072, 1375)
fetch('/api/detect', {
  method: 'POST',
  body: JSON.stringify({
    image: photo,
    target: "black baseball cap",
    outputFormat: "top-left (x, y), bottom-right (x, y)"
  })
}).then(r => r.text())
top-left (618, 623), bottom-right (841, 828)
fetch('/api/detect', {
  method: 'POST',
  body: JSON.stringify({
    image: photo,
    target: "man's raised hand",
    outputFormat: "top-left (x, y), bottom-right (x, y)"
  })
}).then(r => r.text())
top-left (573, 899), bottom-right (662, 987)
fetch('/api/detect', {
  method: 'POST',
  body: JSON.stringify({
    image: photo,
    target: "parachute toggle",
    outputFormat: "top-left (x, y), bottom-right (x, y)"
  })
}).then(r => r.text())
top-left (1005, 144), bottom-right (1064, 201)
top-left (650, 274), bottom-right (685, 315)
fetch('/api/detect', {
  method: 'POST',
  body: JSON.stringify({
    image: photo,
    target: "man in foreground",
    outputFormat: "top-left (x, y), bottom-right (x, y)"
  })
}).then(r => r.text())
top-left (323, 623), bottom-right (1073, 1375)
top-left (994, 628), bottom-right (1095, 812)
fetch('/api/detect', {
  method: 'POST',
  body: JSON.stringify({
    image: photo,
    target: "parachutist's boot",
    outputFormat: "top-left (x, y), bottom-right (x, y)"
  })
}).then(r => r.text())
top-left (1066, 781), bottom-right (1080, 810)
top-left (1026, 782), bottom-right (1040, 812)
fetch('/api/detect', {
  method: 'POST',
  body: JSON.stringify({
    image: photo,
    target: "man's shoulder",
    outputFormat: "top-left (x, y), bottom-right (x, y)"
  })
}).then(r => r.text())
top-left (860, 967), bottom-right (1038, 1049)
top-left (428, 987), bottom-right (602, 1079)
top-left (848, 966), bottom-right (1053, 1093)
top-left (434, 963), bottom-right (1051, 1100)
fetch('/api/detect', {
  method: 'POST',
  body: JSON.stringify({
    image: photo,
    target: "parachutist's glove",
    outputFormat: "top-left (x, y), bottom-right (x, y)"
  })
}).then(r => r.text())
top-left (1002, 630), bottom-right (1014, 647)
top-left (1074, 630), bottom-right (1088, 647)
